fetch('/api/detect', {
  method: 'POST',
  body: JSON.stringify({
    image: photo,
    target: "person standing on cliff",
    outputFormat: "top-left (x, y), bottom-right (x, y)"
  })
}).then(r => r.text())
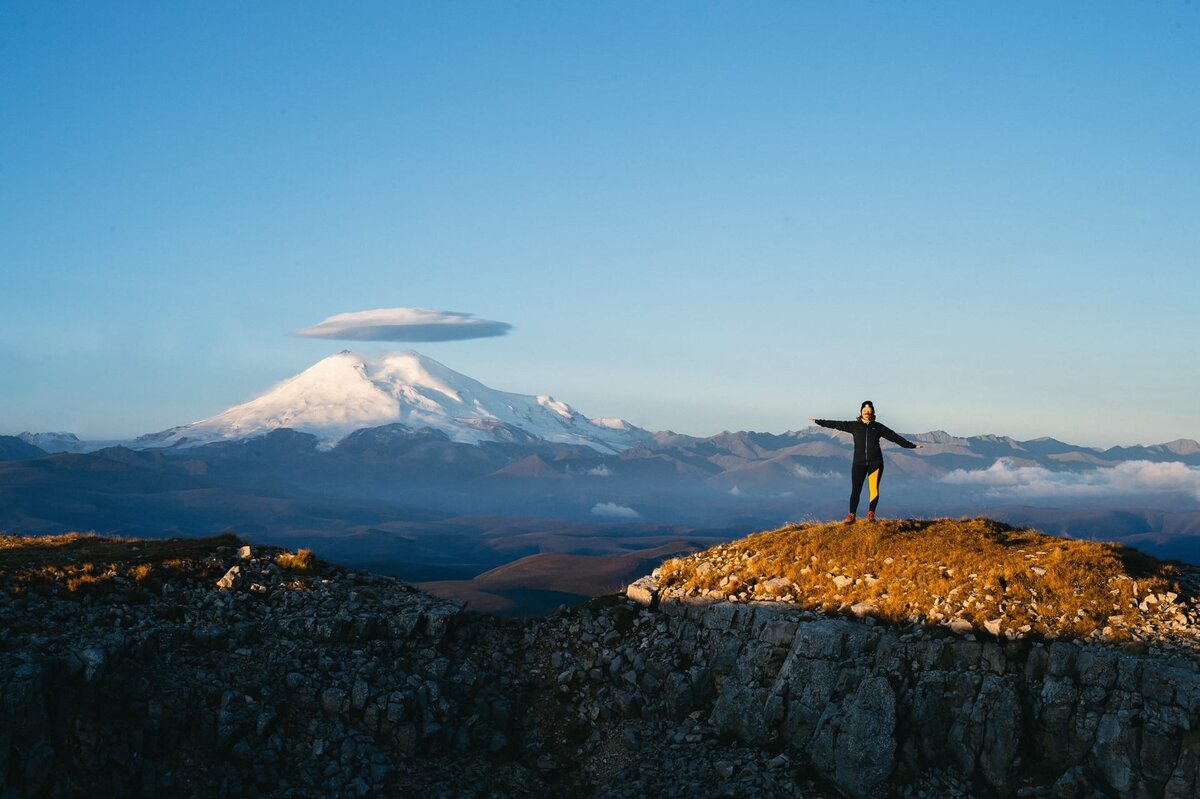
top-left (808, 401), bottom-right (923, 524)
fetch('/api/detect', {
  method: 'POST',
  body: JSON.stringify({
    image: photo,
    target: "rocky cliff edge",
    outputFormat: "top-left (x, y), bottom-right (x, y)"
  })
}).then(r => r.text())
top-left (2, 519), bottom-right (1199, 798)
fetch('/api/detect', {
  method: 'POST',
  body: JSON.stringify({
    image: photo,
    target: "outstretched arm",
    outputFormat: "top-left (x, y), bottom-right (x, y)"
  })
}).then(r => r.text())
top-left (809, 418), bottom-right (854, 433)
top-left (879, 424), bottom-right (923, 449)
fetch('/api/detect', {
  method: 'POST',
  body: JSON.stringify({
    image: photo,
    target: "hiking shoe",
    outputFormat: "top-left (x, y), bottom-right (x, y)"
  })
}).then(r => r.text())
top-left (842, 513), bottom-right (856, 524)
top-left (866, 511), bottom-right (877, 523)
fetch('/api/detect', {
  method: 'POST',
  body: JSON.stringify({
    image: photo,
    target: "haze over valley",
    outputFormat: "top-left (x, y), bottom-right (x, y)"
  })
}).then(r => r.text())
top-left (6, 351), bottom-right (1198, 613)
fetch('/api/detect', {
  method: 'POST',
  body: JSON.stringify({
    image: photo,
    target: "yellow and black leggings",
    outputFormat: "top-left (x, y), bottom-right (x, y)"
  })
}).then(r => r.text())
top-left (849, 462), bottom-right (884, 514)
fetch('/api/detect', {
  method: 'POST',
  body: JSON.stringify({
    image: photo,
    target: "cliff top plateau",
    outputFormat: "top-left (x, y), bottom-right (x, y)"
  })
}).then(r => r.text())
top-left (645, 517), bottom-right (1200, 652)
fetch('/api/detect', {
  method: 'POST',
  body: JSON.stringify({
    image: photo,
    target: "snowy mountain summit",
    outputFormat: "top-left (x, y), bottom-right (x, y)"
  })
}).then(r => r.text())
top-left (138, 350), bottom-right (653, 453)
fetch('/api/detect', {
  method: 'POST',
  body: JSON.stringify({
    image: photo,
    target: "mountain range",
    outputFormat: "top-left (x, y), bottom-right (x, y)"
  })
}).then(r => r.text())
top-left (14, 350), bottom-right (1199, 469)
top-left (5, 350), bottom-right (1200, 609)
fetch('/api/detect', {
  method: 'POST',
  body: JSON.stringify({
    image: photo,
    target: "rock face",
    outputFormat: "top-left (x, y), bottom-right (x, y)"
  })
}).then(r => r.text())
top-left (2, 541), bottom-right (1199, 798)
top-left (622, 578), bottom-right (1200, 799)
top-left (0, 547), bottom-right (529, 798)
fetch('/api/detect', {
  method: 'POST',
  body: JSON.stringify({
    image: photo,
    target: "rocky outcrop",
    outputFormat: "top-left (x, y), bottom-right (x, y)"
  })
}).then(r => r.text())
top-left (0, 546), bottom-right (530, 798)
top-left (3, 535), bottom-right (1199, 798)
top-left (621, 575), bottom-right (1200, 798)
top-left (0, 541), bottom-right (830, 798)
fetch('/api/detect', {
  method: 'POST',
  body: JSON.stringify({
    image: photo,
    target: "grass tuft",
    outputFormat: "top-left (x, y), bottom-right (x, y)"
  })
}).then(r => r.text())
top-left (275, 548), bottom-right (316, 572)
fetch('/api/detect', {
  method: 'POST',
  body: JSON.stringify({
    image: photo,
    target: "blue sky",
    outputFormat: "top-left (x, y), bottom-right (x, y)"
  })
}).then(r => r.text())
top-left (2, 2), bottom-right (1197, 447)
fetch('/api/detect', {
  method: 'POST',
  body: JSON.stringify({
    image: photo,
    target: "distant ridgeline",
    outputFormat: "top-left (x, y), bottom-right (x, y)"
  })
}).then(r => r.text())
top-left (2, 422), bottom-right (1199, 573)
top-left (4, 351), bottom-right (1198, 567)
top-left (3, 518), bottom-right (1200, 798)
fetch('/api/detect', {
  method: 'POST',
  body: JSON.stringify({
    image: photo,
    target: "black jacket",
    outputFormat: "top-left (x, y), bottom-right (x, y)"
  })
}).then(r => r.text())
top-left (814, 419), bottom-right (918, 465)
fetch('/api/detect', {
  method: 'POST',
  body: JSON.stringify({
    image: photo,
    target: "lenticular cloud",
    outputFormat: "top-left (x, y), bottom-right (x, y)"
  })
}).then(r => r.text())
top-left (941, 458), bottom-right (1200, 500)
top-left (295, 308), bottom-right (513, 342)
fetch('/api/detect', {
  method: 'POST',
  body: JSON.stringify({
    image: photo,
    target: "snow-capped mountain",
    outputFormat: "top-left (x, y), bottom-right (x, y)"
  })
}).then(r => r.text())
top-left (136, 350), bottom-right (654, 453)
top-left (18, 431), bottom-right (88, 453)
top-left (17, 431), bottom-right (127, 454)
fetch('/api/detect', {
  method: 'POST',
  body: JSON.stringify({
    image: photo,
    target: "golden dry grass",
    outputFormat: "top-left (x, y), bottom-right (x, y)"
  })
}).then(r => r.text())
top-left (275, 548), bottom-right (316, 572)
top-left (0, 532), bottom-right (245, 594)
top-left (658, 517), bottom-right (1182, 640)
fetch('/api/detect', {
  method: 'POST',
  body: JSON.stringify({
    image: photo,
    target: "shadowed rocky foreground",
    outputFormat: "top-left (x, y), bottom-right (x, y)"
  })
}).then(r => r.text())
top-left (2, 523), bottom-right (1199, 798)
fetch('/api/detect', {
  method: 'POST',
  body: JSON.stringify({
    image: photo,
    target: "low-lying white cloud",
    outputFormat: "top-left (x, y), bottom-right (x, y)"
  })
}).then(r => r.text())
top-left (295, 307), bottom-right (512, 342)
top-left (591, 502), bottom-right (640, 519)
top-left (587, 465), bottom-right (612, 477)
top-left (793, 465), bottom-right (838, 479)
top-left (941, 458), bottom-right (1200, 500)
